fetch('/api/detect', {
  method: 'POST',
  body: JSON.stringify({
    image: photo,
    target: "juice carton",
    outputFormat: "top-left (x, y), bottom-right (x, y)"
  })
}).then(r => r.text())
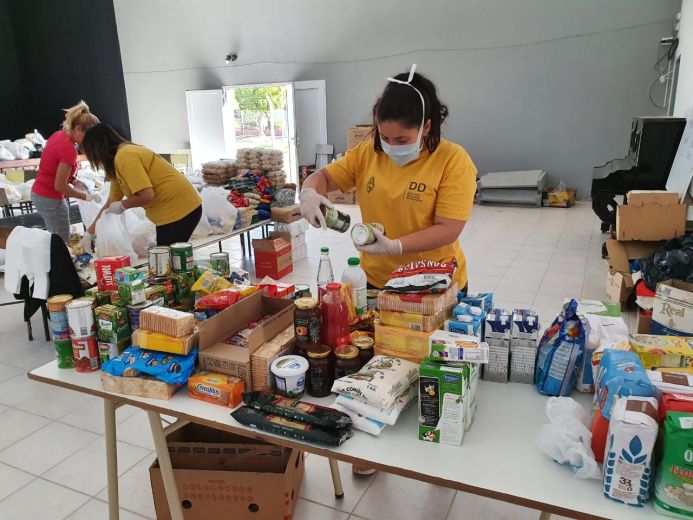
top-left (419, 360), bottom-right (469, 446)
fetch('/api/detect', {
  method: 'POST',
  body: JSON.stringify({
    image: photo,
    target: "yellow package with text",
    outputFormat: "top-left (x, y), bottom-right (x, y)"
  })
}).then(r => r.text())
top-left (375, 323), bottom-right (432, 356)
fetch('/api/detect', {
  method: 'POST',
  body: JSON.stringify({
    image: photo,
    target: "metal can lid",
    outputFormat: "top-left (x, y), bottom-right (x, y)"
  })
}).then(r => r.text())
top-left (170, 242), bottom-right (192, 250)
top-left (352, 337), bottom-right (375, 350)
top-left (295, 297), bottom-right (318, 310)
top-left (307, 345), bottom-right (331, 359)
top-left (335, 345), bottom-right (359, 359)
top-left (350, 224), bottom-right (371, 245)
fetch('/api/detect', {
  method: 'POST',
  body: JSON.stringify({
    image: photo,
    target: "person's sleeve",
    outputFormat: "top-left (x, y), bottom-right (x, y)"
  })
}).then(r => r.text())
top-left (435, 148), bottom-right (478, 221)
top-left (108, 181), bottom-right (124, 202)
top-left (115, 150), bottom-right (153, 195)
top-left (324, 141), bottom-right (367, 192)
top-left (58, 140), bottom-right (77, 166)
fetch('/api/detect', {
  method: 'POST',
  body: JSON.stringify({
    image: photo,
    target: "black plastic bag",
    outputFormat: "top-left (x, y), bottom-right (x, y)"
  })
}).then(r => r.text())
top-left (641, 234), bottom-right (693, 290)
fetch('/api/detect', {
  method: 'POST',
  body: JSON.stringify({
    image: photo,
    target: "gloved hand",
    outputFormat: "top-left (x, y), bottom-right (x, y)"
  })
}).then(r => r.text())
top-left (84, 192), bottom-right (102, 204)
top-left (355, 228), bottom-right (402, 255)
top-left (299, 188), bottom-right (333, 229)
top-left (107, 201), bottom-right (125, 215)
top-left (78, 232), bottom-right (94, 254)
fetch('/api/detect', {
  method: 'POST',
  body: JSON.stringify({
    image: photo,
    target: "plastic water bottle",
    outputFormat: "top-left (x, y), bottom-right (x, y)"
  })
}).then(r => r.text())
top-left (317, 247), bottom-right (334, 302)
top-left (341, 257), bottom-right (367, 316)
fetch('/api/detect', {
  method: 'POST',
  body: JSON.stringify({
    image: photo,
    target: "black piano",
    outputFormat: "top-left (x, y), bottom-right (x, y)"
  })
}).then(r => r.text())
top-left (592, 116), bottom-right (686, 231)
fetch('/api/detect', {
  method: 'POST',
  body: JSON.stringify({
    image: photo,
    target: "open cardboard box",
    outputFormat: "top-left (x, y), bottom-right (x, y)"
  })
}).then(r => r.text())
top-left (652, 279), bottom-right (693, 336)
top-left (197, 292), bottom-right (294, 389)
top-left (150, 422), bottom-right (304, 520)
top-left (252, 233), bottom-right (293, 279)
top-left (616, 190), bottom-right (687, 241)
top-left (605, 239), bottom-right (664, 303)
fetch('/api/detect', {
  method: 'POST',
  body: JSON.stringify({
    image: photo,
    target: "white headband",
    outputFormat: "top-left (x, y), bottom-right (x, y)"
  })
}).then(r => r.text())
top-left (386, 63), bottom-right (425, 135)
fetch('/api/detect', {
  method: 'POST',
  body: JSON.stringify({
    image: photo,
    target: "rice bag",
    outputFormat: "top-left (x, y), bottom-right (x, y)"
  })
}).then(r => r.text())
top-left (595, 350), bottom-right (655, 420)
top-left (101, 346), bottom-right (196, 385)
top-left (334, 382), bottom-right (417, 425)
top-left (231, 406), bottom-right (352, 446)
top-left (242, 392), bottom-right (352, 430)
top-left (654, 412), bottom-right (693, 517)
top-left (331, 355), bottom-right (419, 409)
top-left (332, 403), bottom-right (386, 436)
top-left (383, 258), bottom-right (457, 293)
top-left (535, 299), bottom-right (586, 396)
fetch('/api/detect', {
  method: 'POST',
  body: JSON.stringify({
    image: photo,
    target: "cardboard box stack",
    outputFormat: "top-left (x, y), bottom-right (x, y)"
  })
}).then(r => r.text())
top-left (509, 309), bottom-right (540, 383)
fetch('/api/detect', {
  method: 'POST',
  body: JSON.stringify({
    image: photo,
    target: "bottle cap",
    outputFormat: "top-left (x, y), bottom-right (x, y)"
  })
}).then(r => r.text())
top-left (320, 247), bottom-right (329, 253)
top-left (326, 282), bottom-right (341, 291)
top-left (348, 257), bottom-right (360, 266)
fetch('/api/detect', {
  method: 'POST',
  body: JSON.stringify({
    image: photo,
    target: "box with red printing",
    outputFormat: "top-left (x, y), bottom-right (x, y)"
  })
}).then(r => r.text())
top-left (252, 234), bottom-right (292, 280)
top-left (95, 256), bottom-right (131, 291)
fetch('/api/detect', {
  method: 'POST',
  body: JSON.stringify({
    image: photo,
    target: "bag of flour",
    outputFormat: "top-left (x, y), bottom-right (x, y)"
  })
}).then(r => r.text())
top-left (654, 412), bottom-right (693, 518)
top-left (603, 396), bottom-right (659, 506)
top-left (576, 315), bottom-right (629, 393)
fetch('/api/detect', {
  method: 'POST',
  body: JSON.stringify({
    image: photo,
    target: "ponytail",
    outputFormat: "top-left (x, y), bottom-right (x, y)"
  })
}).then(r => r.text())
top-left (62, 100), bottom-right (99, 132)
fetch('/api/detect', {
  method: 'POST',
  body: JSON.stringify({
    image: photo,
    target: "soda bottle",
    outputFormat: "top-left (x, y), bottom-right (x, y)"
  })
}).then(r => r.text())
top-left (316, 247), bottom-right (334, 302)
top-left (320, 282), bottom-right (350, 351)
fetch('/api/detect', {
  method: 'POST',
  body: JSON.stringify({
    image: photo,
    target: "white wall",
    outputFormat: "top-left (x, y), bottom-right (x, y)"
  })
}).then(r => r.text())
top-left (114, 0), bottom-right (680, 197)
top-left (675, 0), bottom-right (693, 116)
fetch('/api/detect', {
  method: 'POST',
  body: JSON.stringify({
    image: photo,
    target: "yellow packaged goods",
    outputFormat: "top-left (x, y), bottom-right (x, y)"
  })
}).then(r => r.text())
top-left (375, 323), bottom-right (432, 357)
top-left (629, 334), bottom-right (693, 369)
top-left (380, 309), bottom-right (446, 332)
top-left (251, 326), bottom-right (295, 392)
top-left (191, 269), bottom-right (233, 295)
top-left (374, 345), bottom-right (425, 365)
top-left (378, 283), bottom-right (458, 316)
top-left (139, 306), bottom-right (195, 338)
top-left (187, 371), bottom-right (244, 407)
top-left (131, 329), bottom-right (197, 355)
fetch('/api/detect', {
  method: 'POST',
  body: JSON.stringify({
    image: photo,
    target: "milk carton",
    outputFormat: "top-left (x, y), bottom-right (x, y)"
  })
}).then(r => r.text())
top-left (485, 308), bottom-right (512, 344)
top-left (603, 396), bottom-right (659, 507)
top-left (458, 292), bottom-right (493, 313)
top-left (418, 361), bottom-right (469, 445)
top-left (466, 363), bottom-right (480, 431)
top-left (483, 309), bottom-right (512, 382)
top-left (510, 309), bottom-right (539, 384)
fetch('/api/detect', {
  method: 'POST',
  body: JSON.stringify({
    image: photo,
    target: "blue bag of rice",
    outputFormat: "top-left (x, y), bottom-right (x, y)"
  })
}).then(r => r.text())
top-left (595, 350), bottom-right (655, 420)
top-left (535, 299), bottom-right (585, 396)
top-left (101, 346), bottom-right (197, 385)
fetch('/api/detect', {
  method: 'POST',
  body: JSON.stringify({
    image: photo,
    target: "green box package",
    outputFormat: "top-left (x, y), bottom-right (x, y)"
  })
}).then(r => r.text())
top-left (115, 266), bottom-right (148, 285)
top-left (418, 359), bottom-right (469, 446)
top-left (117, 279), bottom-right (146, 305)
top-left (654, 412), bottom-right (693, 519)
top-left (95, 304), bottom-right (131, 343)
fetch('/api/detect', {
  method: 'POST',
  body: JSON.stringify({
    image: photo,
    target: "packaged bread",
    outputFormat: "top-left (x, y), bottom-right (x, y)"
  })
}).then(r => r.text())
top-left (139, 306), bottom-right (195, 338)
top-left (188, 371), bottom-right (244, 407)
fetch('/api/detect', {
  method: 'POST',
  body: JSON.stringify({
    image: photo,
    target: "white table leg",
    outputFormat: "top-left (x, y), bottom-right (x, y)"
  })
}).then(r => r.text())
top-left (539, 511), bottom-right (552, 520)
top-left (104, 399), bottom-right (119, 520)
top-left (147, 411), bottom-right (184, 520)
top-left (328, 458), bottom-right (344, 499)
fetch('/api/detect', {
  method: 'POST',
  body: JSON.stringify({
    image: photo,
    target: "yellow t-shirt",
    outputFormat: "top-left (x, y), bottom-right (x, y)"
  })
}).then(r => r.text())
top-left (325, 138), bottom-right (477, 289)
top-left (108, 144), bottom-right (202, 226)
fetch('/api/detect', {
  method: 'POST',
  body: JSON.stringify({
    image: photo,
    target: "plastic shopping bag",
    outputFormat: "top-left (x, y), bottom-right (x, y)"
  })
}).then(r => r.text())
top-left (201, 187), bottom-right (237, 234)
top-left (191, 211), bottom-right (212, 239)
top-left (75, 197), bottom-right (102, 229)
top-left (95, 208), bottom-right (155, 261)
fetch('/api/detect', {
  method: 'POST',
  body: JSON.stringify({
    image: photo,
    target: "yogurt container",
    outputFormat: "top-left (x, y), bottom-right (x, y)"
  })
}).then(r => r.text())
top-left (271, 355), bottom-right (309, 398)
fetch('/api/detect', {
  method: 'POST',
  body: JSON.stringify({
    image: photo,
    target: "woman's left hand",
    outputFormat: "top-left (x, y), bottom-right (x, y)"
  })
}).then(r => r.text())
top-left (355, 228), bottom-right (402, 255)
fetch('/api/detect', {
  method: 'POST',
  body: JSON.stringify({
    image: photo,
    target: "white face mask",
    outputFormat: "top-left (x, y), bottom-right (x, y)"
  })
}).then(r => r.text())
top-left (380, 63), bottom-right (425, 167)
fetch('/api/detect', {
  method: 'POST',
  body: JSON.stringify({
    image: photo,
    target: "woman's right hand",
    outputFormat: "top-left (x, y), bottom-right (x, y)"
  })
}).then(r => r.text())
top-left (299, 188), bottom-right (333, 229)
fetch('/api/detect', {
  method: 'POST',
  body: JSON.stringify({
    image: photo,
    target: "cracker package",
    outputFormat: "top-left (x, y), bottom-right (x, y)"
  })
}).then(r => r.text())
top-left (188, 371), bottom-right (244, 407)
top-left (131, 329), bottom-right (197, 355)
top-left (139, 306), bottom-right (195, 338)
top-left (377, 283), bottom-right (458, 316)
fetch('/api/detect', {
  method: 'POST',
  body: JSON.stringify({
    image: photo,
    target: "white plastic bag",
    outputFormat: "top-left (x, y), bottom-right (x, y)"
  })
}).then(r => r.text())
top-left (95, 208), bottom-right (155, 261)
top-left (536, 396), bottom-right (601, 480)
top-left (201, 187), bottom-right (237, 234)
top-left (75, 197), bottom-right (102, 229)
top-left (4, 142), bottom-right (29, 160)
top-left (191, 211), bottom-right (212, 239)
top-left (0, 145), bottom-right (14, 161)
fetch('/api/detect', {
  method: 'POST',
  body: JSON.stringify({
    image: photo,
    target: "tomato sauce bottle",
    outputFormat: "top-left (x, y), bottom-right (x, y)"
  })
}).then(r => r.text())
top-left (320, 282), bottom-right (350, 352)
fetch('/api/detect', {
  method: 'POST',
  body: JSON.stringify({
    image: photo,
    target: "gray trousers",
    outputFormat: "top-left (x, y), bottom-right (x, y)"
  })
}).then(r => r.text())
top-left (31, 192), bottom-right (70, 241)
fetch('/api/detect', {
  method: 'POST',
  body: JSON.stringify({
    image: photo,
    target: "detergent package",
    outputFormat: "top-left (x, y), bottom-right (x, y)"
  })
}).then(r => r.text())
top-left (535, 300), bottom-right (585, 396)
top-left (595, 350), bottom-right (655, 420)
top-left (654, 411), bottom-right (693, 518)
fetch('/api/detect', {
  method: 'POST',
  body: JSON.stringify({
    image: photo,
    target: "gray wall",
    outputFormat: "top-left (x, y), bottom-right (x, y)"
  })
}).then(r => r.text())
top-left (114, 0), bottom-right (680, 197)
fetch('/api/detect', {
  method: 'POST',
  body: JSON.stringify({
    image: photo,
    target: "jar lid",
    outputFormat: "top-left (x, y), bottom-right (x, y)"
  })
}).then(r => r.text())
top-left (326, 282), bottom-right (341, 291)
top-left (271, 355), bottom-right (309, 376)
top-left (307, 345), bottom-right (331, 359)
top-left (335, 345), bottom-right (359, 359)
top-left (352, 336), bottom-right (374, 350)
top-left (295, 297), bottom-right (318, 310)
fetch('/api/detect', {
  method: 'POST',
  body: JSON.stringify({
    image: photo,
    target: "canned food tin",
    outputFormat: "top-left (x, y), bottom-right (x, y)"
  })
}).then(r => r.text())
top-left (97, 340), bottom-right (126, 364)
top-left (66, 299), bottom-right (96, 338)
top-left (49, 311), bottom-right (69, 332)
top-left (54, 339), bottom-right (75, 369)
top-left (351, 223), bottom-right (385, 246)
top-left (47, 294), bottom-right (73, 313)
top-left (366, 289), bottom-right (381, 311)
top-left (52, 330), bottom-right (71, 341)
top-left (209, 252), bottom-right (230, 276)
top-left (148, 246), bottom-right (171, 277)
top-left (170, 242), bottom-right (194, 272)
top-left (294, 284), bottom-right (311, 299)
top-left (71, 336), bottom-right (100, 372)
top-left (323, 207), bottom-right (351, 233)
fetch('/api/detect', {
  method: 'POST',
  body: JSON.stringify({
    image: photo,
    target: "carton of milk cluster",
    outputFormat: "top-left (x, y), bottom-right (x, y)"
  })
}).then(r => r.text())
top-left (510, 309), bottom-right (540, 384)
top-left (483, 309), bottom-right (512, 382)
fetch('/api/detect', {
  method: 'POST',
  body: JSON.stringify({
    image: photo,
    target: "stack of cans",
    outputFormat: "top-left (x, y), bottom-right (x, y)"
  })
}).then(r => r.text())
top-left (127, 301), bottom-right (154, 331)
top-left (66, 297), bottom-right (100, 373)
top-left (47, 294), bottom-right (74, 369)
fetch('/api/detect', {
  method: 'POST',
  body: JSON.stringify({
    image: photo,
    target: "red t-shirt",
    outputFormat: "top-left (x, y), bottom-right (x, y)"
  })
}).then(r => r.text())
top-left (32, 130), bottom-right (78, 199)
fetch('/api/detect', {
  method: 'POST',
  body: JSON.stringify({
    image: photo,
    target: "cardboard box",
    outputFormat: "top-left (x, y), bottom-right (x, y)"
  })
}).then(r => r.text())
top-left (627, 190), bottom-right (681, 206)
top-left (292, 242), bottom-right (308, 263)
top-left (150, 423), bottom-right (304, 520)
top-left (616, 191), bottom-right (686, 241)
top-left (95, 256), bottom-right (131, 291)
top-left (197, 292), bottom-right (294, 389)
top-left (252, 233), bottom-right (292, 279)
top-left (652, 280), bottom-right (693, 336)
top-left (637, 309), bottom-right (653, 335)
top-left (270, 205), bottom-right (302, 224)
top-left (605, 239), bottom-right (664, 303)
top-left (347, 125), bottom-right (374, 150)
top-left (606, 270), bottom-right (632, 304)
top-left (327, 190), bottom-right (357, 205)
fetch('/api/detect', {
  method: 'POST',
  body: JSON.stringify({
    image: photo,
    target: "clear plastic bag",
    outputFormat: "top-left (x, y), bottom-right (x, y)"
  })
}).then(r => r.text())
top-left (95, 208), bottom-right (155, 261)
top-left (201, 187), bottom-right (237, 234)
top-left (75, 198), bottom-right (102, 229)
top-left (191, 212), bottom-right (212, 239)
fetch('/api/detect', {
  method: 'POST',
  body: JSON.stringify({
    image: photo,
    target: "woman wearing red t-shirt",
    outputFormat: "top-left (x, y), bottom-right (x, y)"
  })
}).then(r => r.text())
top-left (31, 101), bottom-right (101, 241)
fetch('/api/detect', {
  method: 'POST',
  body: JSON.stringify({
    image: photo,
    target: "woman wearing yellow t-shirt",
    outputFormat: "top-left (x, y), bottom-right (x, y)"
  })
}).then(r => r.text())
top-left (300, 64), bottom-right (477, 291)
top-left (80, 123), bottom-right (202, 247)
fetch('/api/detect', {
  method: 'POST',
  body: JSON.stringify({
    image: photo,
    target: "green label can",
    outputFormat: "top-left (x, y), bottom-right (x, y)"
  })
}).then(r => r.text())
top-left (54, 339), bottom-right (75, 369)
top-left (170, 242), bottom-right (194, 273)
top-left (209, 252), bottom-right (230, 276)
top-left (323, 206), bottom-right (351, 233)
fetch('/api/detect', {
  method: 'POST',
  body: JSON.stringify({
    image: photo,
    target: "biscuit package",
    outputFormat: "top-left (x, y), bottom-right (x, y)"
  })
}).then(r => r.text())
top-left (101, 346), bottom-right (197, 385)
top-left (188, 371), bottom-right (244, 407)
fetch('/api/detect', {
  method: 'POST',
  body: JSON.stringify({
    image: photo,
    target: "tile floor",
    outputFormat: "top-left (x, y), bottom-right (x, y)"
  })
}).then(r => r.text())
top-left (0, 201), bottom-right (614, 519)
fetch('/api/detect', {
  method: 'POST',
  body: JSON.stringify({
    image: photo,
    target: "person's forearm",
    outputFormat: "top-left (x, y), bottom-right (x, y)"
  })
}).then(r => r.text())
top-left (398, 223), bottom-right (464, 254)
top-left (121, 194), bottom-right (149, 209)
top-left (58, 183), bottom-right (87, 200)
top-left (86, 202), bottom-right (111, 234)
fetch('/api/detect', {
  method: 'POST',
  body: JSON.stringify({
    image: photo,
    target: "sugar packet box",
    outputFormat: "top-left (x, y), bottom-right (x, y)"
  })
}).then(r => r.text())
top-left (509, 309), bottom-right (539, 384)
top-left (458, 292), bottom-right (493, 313)
top-left (419, 360), bottom-right (469, 446)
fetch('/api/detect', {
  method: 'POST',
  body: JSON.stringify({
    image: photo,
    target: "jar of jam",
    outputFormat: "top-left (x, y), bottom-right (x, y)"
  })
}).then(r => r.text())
top-left (294, 297), bottom-right (320, 354)
top-left (306, 344), bottom-right (334, 397)
top-left (335, 345), bottom-right (360, 379)
top-left (352, 336), bottom-right (375, 368)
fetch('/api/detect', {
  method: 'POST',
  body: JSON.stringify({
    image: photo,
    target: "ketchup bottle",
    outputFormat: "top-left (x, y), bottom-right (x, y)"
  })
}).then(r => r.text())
top-left (320, 282), bottom-right (350, 352)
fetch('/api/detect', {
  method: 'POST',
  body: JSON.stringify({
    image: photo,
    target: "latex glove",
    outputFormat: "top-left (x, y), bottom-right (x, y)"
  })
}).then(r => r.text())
top-left (78, 232), bottom-right (94, 254)
top-left (355, 228), bottom-right (402, 255)
top-left (299, 188), bottom-right (333, 229)
top-left (85, 191), bottom-right (102, 204)
top-left (107, 201), bottom-right (125, 215)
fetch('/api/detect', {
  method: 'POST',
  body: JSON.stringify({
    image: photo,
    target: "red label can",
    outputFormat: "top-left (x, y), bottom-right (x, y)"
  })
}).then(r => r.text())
top-left (71, 336), bottom-right (101, 372)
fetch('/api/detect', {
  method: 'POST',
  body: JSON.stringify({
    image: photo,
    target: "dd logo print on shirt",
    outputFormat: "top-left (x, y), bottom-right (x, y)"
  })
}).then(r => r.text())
top-left (405, 181), bottom-right (426, 202)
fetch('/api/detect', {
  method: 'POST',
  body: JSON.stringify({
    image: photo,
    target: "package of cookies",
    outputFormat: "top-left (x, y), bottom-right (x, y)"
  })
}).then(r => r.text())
top-left (188, 371), bottom-right (244, 407)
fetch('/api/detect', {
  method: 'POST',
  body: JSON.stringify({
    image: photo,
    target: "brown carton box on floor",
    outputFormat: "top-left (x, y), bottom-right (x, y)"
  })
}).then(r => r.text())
top-left (327, 190), bottom-right (357, 205)
top-left (616, 190), bottom-right (686, 241)
top-left (347, 125), bottom-right (374, 150)
top-left (197, 292), bottom-right (294, 389)
top-left (605, 239), bottom-right (664, 303)
top-left (150, 423), bottom-right (304, 520)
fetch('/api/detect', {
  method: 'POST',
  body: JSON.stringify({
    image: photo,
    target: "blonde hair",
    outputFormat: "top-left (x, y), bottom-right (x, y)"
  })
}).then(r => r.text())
top-left (62, 100), bottom-right (99, 132)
